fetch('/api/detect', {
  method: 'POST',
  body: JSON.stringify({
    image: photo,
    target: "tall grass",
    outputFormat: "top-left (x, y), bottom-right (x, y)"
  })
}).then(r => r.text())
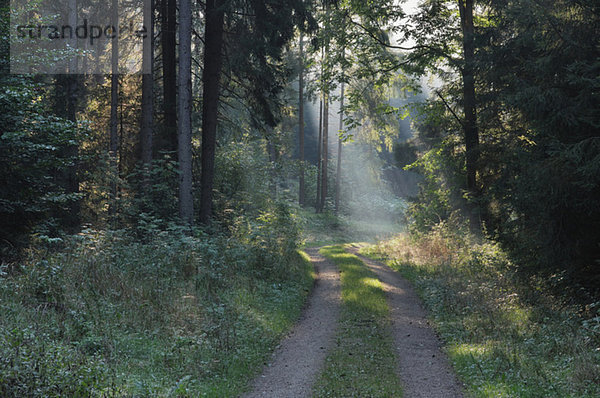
top-left (363, 224), bottom-right (600, 397)
top-left (0, 226), bottom-right (313, 397)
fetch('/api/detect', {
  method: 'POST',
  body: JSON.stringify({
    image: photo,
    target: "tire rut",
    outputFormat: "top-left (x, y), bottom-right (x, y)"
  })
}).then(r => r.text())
top-left (348, 246), bottom-right (464, 398)
top-left (242, 247), bottom-right (341, 398)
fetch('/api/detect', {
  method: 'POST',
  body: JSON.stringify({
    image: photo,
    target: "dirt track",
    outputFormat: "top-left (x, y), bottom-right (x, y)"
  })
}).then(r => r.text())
top-left (242, 248), bottom-right (341, 398)
top-left (349, 246), bottom-right (464, 397)
top-left (244, 245), bottom-right (463, 397)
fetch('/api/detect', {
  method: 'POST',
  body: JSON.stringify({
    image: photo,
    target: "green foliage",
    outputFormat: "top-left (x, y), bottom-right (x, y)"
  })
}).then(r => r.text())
top-left (213, 141), bottom-right (272, 216)
top-left (474, 0), bottom-right (600, 293)
top-left (229, 203), bottom-right (302, 280)
top-left (367, 229), bottom-right (600, 397)
top-left (394, 140), bottom-right (418, 169)
top-left (0, 76), bottom-right (83, 259)
top-left (406, 147), bottom-right (454, 232)
top-left (405, 99), bottom-right (467, 233)
top-left (124, 156), bottom-right (180, 229)
top-left (0, 220), bottom-right (312, 396)
top-left (344, 76), bottom-right (413, 149)
top-left (223, 0), bottom-right (316, 128)
top-left (0, 327), bottom-right (109, 397)
top-left (405, 0), bottom-right (600, 294)
top-left (302, 0), bottom-right (411, 152)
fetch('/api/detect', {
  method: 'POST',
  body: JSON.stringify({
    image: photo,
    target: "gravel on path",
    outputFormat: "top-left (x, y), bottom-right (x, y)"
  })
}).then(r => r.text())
top-left (242, 247), bottom-right (341, 398)
top-left (348, 246), bottom-right (464, 398)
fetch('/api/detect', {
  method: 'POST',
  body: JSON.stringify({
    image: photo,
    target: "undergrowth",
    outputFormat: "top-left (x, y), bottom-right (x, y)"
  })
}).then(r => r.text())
top-left (0, 213), bottom-right (313, 397)
top-left (312, 245), bottom-right (403, 397)
top-left (299, 208), bottom-right (403, 247)
top-left (363, 223), bottom-right (600, 397)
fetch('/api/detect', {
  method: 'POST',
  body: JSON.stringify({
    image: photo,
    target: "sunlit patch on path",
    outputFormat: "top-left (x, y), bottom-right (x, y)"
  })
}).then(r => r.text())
top-left (312, 245), bottom-right (403, 396)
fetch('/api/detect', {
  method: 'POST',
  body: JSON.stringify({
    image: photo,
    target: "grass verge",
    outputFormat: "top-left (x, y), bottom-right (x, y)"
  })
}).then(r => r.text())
top-left (0, 231), bottom-right (314, 397)
top-left (362, 227), bottom-right (600, 397)
top-left (312, 245), bottom-right (403, 397)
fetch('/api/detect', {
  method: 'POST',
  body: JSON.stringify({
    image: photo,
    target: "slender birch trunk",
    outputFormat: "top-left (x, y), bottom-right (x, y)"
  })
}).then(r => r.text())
top-left (298, 33), bottom-right (305, 206)
top-left (335, 81), bottom-right (344, 214)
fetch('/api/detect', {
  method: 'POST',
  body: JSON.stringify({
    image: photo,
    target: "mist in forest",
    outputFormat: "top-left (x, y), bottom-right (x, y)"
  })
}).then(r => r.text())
top-left (301, 84), bottom-right (424, 238)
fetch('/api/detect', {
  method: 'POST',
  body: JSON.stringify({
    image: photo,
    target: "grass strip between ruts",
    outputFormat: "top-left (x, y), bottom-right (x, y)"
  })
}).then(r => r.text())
top-left (312, 245), bottom-right (403, 397)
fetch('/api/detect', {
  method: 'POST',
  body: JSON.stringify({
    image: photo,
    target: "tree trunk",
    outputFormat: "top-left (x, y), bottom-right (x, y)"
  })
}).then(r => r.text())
top-left (199, 0), bottom-right (225, 224)
top-left (316, 98), bottom-right (323, 212)
top-left (66, 0), bottom-right (78, 122)
top-left (335, 81), bottom-right (344, 214)
top-left (65, 75), bottom-right (80, 230)
top-left (161, 0), bottom-right (177, 156)
top-left (320, 92), bottom-right (329, 212)
top-left (109, 0), bottom-right (119, 218)
top-left (458, 0), bottom-right (480, 230)
top-left (52, 73), bottom-right (80, 229)
top-left (178, 0), bottom-right (194, 224)
top-left (140, 0), bottom-right (154, 168)
top-left (298, 33), bottom-right (305, 206)
top-left (319, 4), bottom-right (330, 213)
top-left (59, 0), bottom-right (80, 230)
top-left (458, 0), bottom-right (479, 194)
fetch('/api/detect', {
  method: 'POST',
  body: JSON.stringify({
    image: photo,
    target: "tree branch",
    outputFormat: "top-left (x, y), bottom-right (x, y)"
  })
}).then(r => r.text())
top-left (436, 90), bottom-right (464, 128)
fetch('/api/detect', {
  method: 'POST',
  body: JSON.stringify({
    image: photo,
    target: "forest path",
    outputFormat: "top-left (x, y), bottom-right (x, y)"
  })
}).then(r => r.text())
top-left (242, 247), bottom-right (341, 398)
top-left (347, 245), bottom-right (464, 397)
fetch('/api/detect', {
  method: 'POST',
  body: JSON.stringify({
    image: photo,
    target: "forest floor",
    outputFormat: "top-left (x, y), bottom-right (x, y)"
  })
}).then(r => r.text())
top-left (244, 244), bottom-right (463, 397)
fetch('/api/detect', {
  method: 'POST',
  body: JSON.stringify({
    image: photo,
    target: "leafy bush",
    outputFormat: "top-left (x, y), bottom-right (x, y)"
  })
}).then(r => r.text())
top-left (0, 327), bottom-right (109, 397)
top-left (403, 98), bottom-right (472, 235)
top-left (0, 76), bottom-right (83, 260)
top-left (213, 141), bottom-right (273, 219)
top-left (125, 156), bottom-right (180, 226)
top-left (0, 207), bottom-right (311, 396)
